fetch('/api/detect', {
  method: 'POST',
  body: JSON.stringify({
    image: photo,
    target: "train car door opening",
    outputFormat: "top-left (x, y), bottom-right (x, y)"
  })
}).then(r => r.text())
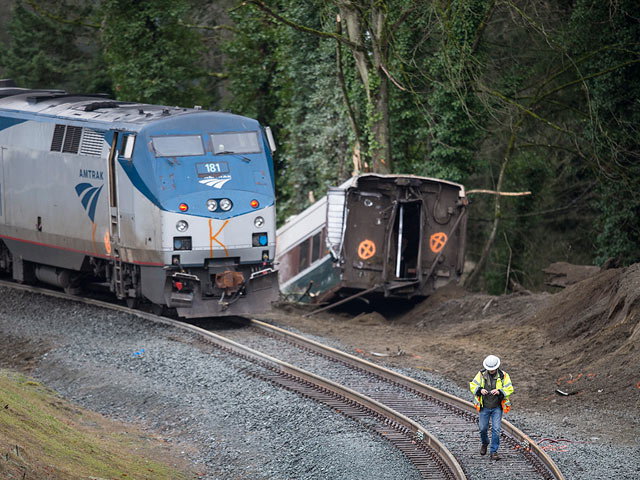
top-left (392, 201), bottom-right (422, 280)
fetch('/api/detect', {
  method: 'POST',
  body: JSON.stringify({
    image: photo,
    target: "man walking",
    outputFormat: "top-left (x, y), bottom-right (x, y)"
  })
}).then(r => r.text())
top-left (469, 355), bottom-right (514, 460)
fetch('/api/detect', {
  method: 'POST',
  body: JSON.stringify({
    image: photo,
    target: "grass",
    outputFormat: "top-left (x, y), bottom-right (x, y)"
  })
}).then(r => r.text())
top-left (0, 369), bottom-right (196, 479)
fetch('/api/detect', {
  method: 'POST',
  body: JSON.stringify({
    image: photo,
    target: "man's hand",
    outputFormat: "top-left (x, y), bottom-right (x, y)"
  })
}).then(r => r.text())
top-left (481, 388), bottom-right (488, 395)
top-left (490, 389), bottom-right (499, 395)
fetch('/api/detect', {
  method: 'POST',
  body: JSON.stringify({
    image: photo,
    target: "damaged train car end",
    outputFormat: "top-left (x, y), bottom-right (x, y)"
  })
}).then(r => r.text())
top-left (276, 174), bottom-right (468, 308)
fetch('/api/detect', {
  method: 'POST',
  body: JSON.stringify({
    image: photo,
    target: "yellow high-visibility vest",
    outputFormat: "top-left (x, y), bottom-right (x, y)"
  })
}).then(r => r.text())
top-left (469, 369), bottom-right (514, 413)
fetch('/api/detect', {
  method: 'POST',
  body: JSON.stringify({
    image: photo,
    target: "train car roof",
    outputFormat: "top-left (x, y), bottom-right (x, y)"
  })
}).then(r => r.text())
top-left (339, 174), bottom-right (466, 198)
top-left (0, 86), bottom-right (249, 132)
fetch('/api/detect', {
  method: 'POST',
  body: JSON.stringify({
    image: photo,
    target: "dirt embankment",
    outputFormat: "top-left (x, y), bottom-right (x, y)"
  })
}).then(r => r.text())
top-left (264, 264), bottom-right (640, 442)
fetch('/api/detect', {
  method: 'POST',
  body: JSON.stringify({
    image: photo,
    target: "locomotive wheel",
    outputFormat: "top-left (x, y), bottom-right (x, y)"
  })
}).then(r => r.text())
top-left (126, 297), bottom-right (139, 309)
top-left (64, 285), bottom-right (82, 295)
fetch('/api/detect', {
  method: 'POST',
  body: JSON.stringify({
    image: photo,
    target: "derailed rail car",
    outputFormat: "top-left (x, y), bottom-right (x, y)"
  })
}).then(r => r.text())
top-left (0, 82), bottom-right (278, 317)
top-left (276, 174), bottom-right (467, 305)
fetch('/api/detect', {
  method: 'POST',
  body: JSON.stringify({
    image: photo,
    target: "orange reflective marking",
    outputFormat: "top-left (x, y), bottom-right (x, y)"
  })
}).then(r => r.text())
top-left (430, 232), bottom-right (448, 253)
top-left (91, 222), bottom-right (98, 254)
top-left (209, 219), bottom-right (230, 257)
top-left (358, 239), bottom-right (376, 260)
top-left (104, 229), bottom-right (111, 255)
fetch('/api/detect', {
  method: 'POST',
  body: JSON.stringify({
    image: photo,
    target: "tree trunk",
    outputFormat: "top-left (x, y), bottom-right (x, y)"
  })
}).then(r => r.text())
top-left (371, 73), bottom-right (391, 173)
top-left (339, 1), bottom-right (392, 174)
top-left (465, 119), bottom-right (522, 287)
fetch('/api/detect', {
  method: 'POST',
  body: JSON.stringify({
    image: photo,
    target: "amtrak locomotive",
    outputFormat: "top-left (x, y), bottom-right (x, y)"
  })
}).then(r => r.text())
top-left (0, 81), bottom-right (278, 317)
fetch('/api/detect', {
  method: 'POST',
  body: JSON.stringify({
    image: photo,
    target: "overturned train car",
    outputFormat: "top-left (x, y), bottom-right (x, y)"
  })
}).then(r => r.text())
top-left (276, 174), bottom-right (467, 305)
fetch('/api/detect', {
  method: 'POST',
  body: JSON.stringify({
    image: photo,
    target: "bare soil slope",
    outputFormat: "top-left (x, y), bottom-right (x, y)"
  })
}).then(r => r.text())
top-left (262, 264), bottom-right (640, 443)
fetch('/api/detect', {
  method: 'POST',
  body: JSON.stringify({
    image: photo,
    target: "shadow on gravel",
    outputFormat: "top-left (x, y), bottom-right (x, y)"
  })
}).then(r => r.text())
top-left (188, 315), bottom-right (251, 331)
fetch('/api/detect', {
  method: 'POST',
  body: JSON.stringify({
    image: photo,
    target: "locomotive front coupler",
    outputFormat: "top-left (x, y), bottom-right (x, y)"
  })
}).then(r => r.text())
top-left (165, 270), bottom-right (200, 308)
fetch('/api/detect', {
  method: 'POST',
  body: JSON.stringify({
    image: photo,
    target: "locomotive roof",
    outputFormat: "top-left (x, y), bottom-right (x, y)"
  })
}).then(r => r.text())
top-left (0, 87), bottom-right (248, 132)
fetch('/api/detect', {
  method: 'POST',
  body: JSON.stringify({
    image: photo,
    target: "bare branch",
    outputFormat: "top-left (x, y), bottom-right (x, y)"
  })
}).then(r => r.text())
top-left (484, 88), bottom-right (572, 134)
top-left (23, 0), bottom-right (100, 29)
top-left (390, 5), bottom-right (418, 34)
top-left (467, 189), bottom-right (531, 196)
top-left (242, 0), bottom-right (364, 52)
top-left (471, 0), bottom-right (496, 53)
top-left (379, 63), bottom-right (407, 91)
top-left (178, 20), bottom-right (240, 34)
top-left (207, 72), bottom-right (229, 79)
top-left (541, 59), bottom-right (640, 99)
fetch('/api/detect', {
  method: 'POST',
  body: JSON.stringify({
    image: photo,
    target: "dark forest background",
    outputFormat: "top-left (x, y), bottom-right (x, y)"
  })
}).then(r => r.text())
top-left (1, 0), bottom-right (638, 293)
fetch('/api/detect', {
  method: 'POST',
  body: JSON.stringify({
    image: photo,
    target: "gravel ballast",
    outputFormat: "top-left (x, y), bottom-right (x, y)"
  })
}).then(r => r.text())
top-left (1, 286), bottom-right (638, 479)
top-left (0, 288), bottom-right (421, 480)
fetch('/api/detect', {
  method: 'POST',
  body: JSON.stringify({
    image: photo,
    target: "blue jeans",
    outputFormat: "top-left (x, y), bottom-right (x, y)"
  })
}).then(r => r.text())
top-left (478, 407), bottom-right (503, 453)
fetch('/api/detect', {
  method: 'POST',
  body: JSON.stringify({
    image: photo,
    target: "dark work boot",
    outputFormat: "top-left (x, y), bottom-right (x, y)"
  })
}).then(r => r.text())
top-left (490, 452), bottom-right (500, 461)
top-left (480, 444), bottom-right (488, 455)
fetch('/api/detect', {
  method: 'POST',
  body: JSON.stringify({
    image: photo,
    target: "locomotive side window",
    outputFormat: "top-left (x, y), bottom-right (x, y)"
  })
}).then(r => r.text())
top-left (211, 132), bottom-right (260, 154)
top-left (151, 135), bottom-right (204, 157)
top-left (118, 135), bottom-right (136, 159)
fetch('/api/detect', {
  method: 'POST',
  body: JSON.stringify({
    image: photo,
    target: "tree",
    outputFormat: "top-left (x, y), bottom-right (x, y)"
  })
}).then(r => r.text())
top-left (101, 0), bottom-right (212, 106)
top-left (567, 0), bottom-right (640, 265)
top-left (242, 0), bottom-right (432, 174)
top-left (460, 0), bottom-right (640, 290)
top-left (224, 1), bottom-right (352, 223)
top-left (0, 0), bottom-right (108, 93)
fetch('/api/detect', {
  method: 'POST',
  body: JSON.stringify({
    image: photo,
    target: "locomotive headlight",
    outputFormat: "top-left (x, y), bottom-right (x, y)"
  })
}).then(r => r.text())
top-left (206, 199), bottom-right (218, 212)
top-left (254, 216), bottom-right (265, 228)
top-left (176, 220), bottom-right (189, 232)
top-left (219, 198), bottom-right (233, 211)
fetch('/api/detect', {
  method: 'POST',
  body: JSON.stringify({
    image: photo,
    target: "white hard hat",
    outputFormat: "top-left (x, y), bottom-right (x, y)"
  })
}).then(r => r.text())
top-left (483, 355), bottom-right (500, 370)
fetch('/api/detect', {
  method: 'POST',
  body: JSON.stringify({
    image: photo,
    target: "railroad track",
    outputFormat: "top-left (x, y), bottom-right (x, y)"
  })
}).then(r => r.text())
top-left (1, 280), bottom-right (565, 479)
top-left (214, 319), bottom-right (566, 480)
top-left (0, 280), bottom-right (464, 479)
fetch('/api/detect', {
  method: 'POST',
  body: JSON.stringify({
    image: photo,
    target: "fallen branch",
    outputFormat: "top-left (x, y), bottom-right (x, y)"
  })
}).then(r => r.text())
top-left (467, 189), bottom-right (531, 196)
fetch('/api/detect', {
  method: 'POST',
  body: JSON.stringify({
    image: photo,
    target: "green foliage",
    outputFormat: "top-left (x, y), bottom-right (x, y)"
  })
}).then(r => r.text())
top-left (0, 0), bottom-right (108, 93)
top-left (567, 0), bottom-right (640, 265)
top-left (2, 0), bottom-right (639, 289)
top-left (595, 184), bottom-right (640, 265)
top-left (223, 3), bottom-right (280, 122)
top-left (422, 1), bottom-right (488, 181)
top-left (101, 0), bottom-right (211, 106)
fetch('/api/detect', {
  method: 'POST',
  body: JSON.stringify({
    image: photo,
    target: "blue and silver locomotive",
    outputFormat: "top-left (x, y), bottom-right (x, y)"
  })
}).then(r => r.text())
top-left (0, 81), bottom-right (278, 317)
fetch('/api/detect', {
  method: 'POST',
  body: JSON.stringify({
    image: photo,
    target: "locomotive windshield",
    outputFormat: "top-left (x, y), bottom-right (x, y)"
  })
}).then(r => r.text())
top-left (211, 131), bottom-right (261, 154)
top-left (152, 135), bottom-right (204, 157)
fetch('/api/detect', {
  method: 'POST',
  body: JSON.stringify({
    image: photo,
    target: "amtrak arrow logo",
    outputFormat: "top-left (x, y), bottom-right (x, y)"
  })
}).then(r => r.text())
top-left (75, 182), bottom-right (103, 223)
top-left (199, 176), bottom-right (231, 189)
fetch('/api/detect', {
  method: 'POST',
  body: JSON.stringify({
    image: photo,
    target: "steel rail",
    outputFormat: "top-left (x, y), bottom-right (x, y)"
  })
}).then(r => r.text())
top-left (249, 318), bottom-right (565, 480)
top-left (0, 280), bottom-right (466, 479)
